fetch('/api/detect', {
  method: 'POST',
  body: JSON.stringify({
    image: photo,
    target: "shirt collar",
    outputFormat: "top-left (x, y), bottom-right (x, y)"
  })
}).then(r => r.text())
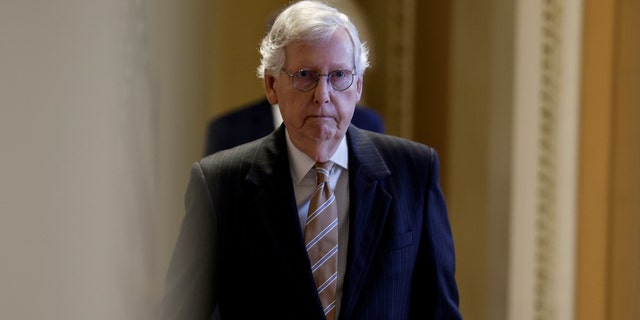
top-left (286, 130), bottom-right (349, 185)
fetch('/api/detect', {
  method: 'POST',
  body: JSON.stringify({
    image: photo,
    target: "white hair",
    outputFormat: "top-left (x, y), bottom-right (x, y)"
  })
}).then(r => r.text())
top-left (257, 0), bottom-right (370, 79)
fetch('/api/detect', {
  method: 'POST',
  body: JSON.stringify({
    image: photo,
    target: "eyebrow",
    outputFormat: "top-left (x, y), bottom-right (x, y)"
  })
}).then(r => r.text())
top-left (293, 66), bottom-right (353, 72)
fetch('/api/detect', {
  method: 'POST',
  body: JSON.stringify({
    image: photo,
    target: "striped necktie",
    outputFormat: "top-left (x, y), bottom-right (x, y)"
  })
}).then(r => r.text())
top-left (305, 161), bottom-right (338, 320)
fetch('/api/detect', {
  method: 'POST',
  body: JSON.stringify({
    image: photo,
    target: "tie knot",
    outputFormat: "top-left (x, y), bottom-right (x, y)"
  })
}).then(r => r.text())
top-left (314, 161), bottom-right (333, 184)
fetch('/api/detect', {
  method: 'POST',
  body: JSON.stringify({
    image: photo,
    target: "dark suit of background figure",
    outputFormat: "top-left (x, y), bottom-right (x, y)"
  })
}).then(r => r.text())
top-left (204, 98), bottom-right (385, 155)
top-left (161, 124), bottom-right (461, 319)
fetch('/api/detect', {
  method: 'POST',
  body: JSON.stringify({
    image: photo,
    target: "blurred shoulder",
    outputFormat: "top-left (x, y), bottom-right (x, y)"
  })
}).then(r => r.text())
top-left (358, 128), bottom-right (435, 159)
top-left (352, 105), bottom-right (385, 133)
top-left (208, 99), bottom-right (270, 128)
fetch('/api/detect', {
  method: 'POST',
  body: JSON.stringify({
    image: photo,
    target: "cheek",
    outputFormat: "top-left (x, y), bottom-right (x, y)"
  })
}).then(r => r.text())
top-left (340, 96), bottom-right (359, 118)
top-left (338, 106), bottom-right (356, 126)
top-left (279, 103), bottom-right (303, 125)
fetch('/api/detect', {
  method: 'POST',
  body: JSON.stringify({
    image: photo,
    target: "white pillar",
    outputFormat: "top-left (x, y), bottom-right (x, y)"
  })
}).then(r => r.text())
top-left (509, 0), bottom-right (582, 319)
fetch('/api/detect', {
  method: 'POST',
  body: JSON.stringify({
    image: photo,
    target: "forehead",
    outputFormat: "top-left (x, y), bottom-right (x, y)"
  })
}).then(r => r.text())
top-left (284, 29), bottom-right (354, 69)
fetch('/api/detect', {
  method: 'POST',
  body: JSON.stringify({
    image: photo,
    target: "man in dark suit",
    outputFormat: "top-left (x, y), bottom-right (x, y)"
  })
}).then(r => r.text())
top-left (204, 99), bottom-right (385, 155)
top-left (160, 1), bottom-right (461, 319)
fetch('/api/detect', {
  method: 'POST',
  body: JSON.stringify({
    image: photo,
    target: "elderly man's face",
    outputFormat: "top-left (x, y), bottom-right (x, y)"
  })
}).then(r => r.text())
top-left (265, 29), bottom-right (363, 154)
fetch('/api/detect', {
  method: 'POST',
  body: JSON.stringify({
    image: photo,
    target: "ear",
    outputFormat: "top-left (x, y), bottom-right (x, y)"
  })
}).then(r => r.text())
top-left (354, 75), bottom-right (363, 102)
top-left (264, 74), bottom-right (279, 105)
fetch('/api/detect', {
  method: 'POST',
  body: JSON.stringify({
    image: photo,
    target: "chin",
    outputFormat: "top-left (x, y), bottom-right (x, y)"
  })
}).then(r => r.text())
top-left (304, 127), bottom-right (338, 141)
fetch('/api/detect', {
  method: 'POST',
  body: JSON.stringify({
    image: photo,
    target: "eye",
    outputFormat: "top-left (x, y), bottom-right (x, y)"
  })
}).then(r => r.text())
top-left (296, 70), bottom-right (313, 78)
top-left (331, 70), bottom-right (347, 78)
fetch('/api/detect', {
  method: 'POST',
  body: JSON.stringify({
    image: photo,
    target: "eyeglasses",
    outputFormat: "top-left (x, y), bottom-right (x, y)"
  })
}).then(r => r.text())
top-left (281, 68), bottom-right (356, 92)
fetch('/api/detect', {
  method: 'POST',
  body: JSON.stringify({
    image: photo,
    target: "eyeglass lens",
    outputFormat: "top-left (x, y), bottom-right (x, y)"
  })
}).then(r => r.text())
top-left (291, 70), bottom-right (354, 91)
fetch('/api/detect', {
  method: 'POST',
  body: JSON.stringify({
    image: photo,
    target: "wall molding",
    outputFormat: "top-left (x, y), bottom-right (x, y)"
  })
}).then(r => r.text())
top-left (510, 0), bottom-right (582, 318)
top-left (383, 0), bottom-right (416, 138)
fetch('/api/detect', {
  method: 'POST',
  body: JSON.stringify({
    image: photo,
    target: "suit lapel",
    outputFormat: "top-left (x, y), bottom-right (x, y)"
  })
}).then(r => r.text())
top-left (244, 125), bottom-right (310, 264)
top-left (340, 126), bottom-right (392, 320)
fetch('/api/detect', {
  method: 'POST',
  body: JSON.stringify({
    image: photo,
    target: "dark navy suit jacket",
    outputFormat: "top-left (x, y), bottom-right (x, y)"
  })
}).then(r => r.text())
top-left (161, 124), bottom-right (461, 319)
top-left (204, 98), bottom-right (385, 155)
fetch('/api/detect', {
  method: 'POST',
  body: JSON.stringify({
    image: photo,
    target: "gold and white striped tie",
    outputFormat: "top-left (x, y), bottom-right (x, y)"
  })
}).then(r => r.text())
top-left (305, 161), bottom-right (338, 320)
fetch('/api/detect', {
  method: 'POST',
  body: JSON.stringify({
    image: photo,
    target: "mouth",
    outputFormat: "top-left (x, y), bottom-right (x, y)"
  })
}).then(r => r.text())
top-left (301, 115), bottom-right (335, 127)
top-left (306, 115), bottom-right (334, 121)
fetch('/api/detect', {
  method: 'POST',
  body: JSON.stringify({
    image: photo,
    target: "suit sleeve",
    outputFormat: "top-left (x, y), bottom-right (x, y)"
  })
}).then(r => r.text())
top-left (412, 149), bottom-right (462, 319)
top-left (159, 162), bottom-right (217, 320)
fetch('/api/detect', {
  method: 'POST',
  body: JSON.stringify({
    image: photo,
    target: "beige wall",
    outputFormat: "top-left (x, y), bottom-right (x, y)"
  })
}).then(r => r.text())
top-left (207, 0), bottom-right (288, 120)
top-left (0, 0), bottom-right (209, 318)
top-left (577, 0), bottom-right (640, 319)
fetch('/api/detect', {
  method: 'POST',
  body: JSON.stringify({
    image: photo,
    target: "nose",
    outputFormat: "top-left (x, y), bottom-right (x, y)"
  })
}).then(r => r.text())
top-left (313, 75), bottom-right (330, 104)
